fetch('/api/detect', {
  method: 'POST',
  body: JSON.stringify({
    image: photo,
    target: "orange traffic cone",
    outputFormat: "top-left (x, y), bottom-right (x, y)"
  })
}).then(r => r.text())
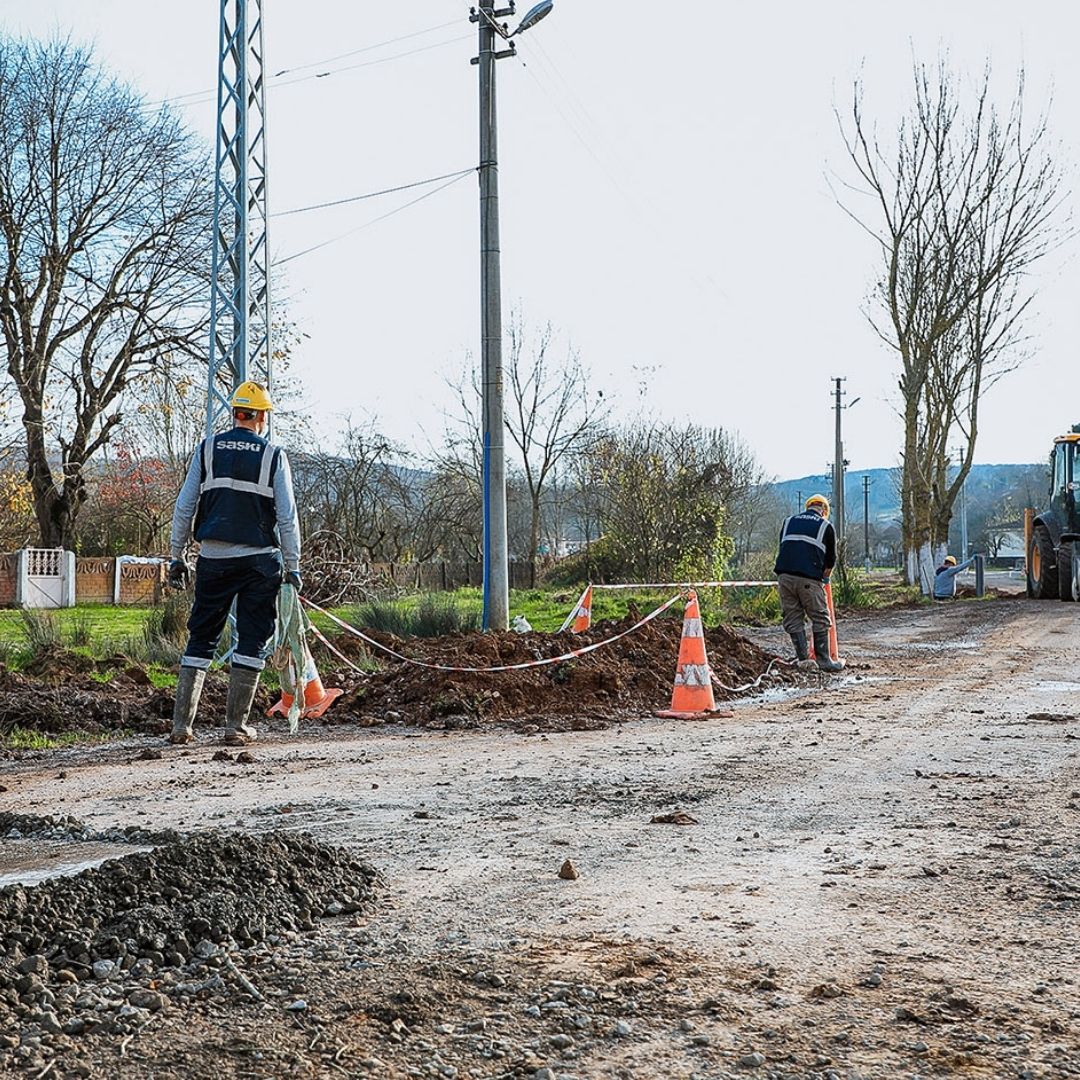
top-left (571, 585), bottom-right (593, 633)
top-left (807, 582), bottom-right (841, 663)
top-left (267, 645), bottom-right (343, 720)
top-left (656, 591), bottom-right (733, 719)
top-left (560, 585), bottom-right (593, 633)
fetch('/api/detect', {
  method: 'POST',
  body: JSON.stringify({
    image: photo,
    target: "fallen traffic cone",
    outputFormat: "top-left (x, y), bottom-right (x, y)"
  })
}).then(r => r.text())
top-left (267, 644), bottom-right (343, 720)
top-left (656, 591), bottom-right (733, 719)
top-left (560, 584), bottom-right (593, 633)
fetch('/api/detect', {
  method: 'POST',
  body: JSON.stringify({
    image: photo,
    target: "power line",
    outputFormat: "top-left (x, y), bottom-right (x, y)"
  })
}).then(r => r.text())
top-left (144, 24), bottom-right (468, 111)
top-left (274, 170), bottom-right (473, 266)
top-left (271, 19), bottom-right (459, 77)
top-left (272, 168), bottom-right (476, 218)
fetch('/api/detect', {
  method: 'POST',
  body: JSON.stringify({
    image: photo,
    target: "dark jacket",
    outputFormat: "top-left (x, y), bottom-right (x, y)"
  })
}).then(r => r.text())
top-left (774, 509), bottom-right (836, 581)
top-left (193, 427), bottom-right (281, 548)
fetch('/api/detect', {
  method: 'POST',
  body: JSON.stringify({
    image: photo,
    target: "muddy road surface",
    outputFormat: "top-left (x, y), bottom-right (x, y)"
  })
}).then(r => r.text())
top-left (2, 598), bottom-right (1078, 1079)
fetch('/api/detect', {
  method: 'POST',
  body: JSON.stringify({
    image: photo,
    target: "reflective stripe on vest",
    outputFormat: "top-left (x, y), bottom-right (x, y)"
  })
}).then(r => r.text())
top-left (779, 514), bottom-right (830, 552)
top-left (199, 435), bottom-right (277, 499)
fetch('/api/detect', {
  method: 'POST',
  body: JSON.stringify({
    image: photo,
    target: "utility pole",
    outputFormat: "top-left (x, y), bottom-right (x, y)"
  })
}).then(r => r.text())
top-left (468, 1), bottom-right (553, 629)
top-left (207, 0), bottom-right (272, 436)
top-left (863, 474), bottom-right (871, 570)
top-left (796, 489), bottom-right (802, 514)
top-left (832, 377), bottom-right (847, 547)
top-left (951, 446), bottom-right (970, 557)
top-left (471, 3), bottom-right (516, 631)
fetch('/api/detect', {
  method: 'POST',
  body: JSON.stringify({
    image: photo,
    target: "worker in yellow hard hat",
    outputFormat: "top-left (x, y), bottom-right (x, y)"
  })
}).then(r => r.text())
top-left (773, 494), bottom-right (843, 672)
top-left (934, 552), bottom-right (974, 599)
top-left (166, 381), bottom-right (302, 746)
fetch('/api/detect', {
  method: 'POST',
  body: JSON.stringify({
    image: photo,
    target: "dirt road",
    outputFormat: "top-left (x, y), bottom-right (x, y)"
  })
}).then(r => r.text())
top-left (3, 598), bottom-right (1079, 1079)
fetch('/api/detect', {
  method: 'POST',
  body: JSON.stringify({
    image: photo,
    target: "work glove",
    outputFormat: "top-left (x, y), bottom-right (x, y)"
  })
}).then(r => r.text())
top-left (167, 559), bottom-right (190, 590)
top-left (283, 569), bottom-right (303, 593)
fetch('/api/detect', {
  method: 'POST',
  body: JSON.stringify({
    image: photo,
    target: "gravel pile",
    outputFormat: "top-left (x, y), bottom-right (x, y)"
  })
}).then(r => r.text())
top-left (0, 826), bottom-right (379, 1070)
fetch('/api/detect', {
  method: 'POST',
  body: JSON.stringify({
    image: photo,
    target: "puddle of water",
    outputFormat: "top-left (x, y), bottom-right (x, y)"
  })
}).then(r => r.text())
top-left (0, 839), bottom-right (152, 888)
top-left (904, 640), bottom-right (982, 652)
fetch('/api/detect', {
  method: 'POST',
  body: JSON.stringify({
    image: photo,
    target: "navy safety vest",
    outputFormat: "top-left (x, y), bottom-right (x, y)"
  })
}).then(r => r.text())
top-left (774, 510), bottom-right (833, 580)
top-left (194, 427), bottom-right (281, 548)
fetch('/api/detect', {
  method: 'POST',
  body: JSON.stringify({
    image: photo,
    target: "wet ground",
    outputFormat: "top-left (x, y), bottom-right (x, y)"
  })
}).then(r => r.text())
top-left (1, 597), bottom-right (1079, 1078)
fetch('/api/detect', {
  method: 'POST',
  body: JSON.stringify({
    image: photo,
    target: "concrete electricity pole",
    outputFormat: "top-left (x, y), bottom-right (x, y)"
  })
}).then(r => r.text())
top-left (863, 474), bottom-right (871, 570)
top-left (470, 1), bottom-right (553, 631)
top-left (832, 378), bottom-right (847, 546)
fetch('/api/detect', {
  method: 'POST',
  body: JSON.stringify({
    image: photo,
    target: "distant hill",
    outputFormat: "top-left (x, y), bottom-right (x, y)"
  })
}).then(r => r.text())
top-left (772, 463), bottom-right (1049, 524)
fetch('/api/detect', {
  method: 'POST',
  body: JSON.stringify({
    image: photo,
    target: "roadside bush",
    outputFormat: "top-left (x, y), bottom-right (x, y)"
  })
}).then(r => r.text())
top-left (833, 561), bottom-right (878, 608)
top-left (345, 594), bottom-right (480, 638)
top-left (20, 610), bottom-right (61, 652)
top-left (66, 611), bottom-right (94, 649)
top-left (121, 594), bottom-right (189, 665)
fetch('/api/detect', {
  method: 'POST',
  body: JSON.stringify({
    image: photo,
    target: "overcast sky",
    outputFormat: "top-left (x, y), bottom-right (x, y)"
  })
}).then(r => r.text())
top-left (1, 0), bottom-right (1076, 480)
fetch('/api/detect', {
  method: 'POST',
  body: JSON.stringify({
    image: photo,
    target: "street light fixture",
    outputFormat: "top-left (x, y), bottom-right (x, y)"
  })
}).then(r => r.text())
top-left (470, 1), bottom-right (554, 630)
top-left (512, 1), bottom-right (554, 35)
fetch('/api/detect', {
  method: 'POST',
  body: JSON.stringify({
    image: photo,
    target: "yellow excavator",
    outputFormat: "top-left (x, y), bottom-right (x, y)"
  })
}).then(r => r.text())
top-left (1027, 427), bottom-right (1080, 601)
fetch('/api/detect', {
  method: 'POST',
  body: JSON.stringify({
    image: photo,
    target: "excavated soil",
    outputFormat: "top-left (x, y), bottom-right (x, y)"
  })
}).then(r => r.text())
top-left (1, 616), bottom-right (800, 738)
top-left (323, 613), bottom-right (799, 730)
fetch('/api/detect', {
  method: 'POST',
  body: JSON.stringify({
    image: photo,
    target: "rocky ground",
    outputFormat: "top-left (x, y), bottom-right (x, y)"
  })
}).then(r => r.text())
top-left (1, 597), bottom-right (1079, 1079)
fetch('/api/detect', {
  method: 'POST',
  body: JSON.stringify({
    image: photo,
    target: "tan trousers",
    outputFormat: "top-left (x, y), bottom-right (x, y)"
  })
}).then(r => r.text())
top-left (778, 573), bottom-right (831, 635)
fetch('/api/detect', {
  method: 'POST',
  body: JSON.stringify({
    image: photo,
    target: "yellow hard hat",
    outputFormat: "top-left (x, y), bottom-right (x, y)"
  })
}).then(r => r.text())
top-left (229, 380), bottom-right (273, 412)
top-left (805, 494), bottom-right (830, 518)
top-left (944, 555), bottom-right (957, 566)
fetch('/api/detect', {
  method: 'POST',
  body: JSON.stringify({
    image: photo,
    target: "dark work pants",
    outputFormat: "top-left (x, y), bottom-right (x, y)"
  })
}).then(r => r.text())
top-left (181, 553), bottom-right (281, 671)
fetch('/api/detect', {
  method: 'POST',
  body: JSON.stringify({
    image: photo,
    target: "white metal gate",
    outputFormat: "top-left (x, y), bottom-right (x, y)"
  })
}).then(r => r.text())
top-left (24, 548), bottom-right (65, 609)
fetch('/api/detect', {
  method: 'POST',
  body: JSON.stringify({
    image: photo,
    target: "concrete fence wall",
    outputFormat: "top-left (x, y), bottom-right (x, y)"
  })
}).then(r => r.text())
top-left (0, 551), bottom-right (167, 608)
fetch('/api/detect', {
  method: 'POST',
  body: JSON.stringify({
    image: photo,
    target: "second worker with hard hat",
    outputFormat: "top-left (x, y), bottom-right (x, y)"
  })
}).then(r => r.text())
top-left (166, 381), bottom-right (302, 745)
top-left (774, 494), bottom-right (844, 672)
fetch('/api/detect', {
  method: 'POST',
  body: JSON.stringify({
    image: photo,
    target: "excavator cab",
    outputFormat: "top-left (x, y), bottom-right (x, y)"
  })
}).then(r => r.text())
top-left (1028, 428), bottom-right (1080, 601)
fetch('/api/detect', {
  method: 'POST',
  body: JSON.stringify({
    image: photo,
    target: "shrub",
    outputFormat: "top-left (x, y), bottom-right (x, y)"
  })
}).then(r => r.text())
top-left (345, 594), bottom-right (480, 638)
top-left (20, 609), bottom-right (60, 651)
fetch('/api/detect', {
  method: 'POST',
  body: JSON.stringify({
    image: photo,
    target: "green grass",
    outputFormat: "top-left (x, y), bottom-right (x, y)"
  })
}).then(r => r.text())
top-left (0, 606), bottom-right (153, 647)
top-left (1, 726), bottom-right (134, 751)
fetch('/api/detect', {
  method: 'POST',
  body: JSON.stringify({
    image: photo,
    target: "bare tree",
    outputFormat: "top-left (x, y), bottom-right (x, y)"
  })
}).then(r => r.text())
top-left (0, 39), bottom-right (211, 548)
top-left (837, 61), bottom-right (1066, 590)
top-left (504, 312), bottom-right (607, 558)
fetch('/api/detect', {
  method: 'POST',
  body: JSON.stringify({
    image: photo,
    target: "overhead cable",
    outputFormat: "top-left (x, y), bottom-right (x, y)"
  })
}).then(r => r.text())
top-left (274, 170), bottom-right (473, 266)
top-left (272, 168), bottom-right (476, 218)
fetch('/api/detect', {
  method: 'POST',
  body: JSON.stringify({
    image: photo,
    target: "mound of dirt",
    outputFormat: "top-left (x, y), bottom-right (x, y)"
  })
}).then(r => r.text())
top-left (0, 665), bottom-right (252, 739)
top-left (323, 610), bottom-right (799, 729)
top-left (0, 830), bottom-right (378, 984)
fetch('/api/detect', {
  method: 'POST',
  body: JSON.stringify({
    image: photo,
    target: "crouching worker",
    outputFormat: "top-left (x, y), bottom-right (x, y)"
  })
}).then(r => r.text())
top-left (933, 554), bottom-right (974, 600)
top-left (774, 494), bottom-right (844, 673)
top-left (166, 382), bottom-right (302, 746)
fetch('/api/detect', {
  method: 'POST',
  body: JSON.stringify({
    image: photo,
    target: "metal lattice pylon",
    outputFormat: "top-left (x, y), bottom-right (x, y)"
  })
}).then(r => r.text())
top-left (207, 0), bottom-right (273, 435)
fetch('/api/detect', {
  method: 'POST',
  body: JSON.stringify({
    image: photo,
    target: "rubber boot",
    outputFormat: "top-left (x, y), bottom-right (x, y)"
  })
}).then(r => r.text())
top-left (223, 665), bottom-right (260, 745)
top-left (169, 666), bottom-right (206, 745)
top-left (789, 630), bottom-right (809, 662)
top-left (813, 629), bottom-right (845, 673)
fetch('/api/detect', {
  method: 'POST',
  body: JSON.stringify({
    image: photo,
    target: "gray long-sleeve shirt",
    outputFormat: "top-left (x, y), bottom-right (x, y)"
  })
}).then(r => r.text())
top-left (169, 441), bottom-right (301, 570)
top-left (933, 556), bottom-right (974, 599)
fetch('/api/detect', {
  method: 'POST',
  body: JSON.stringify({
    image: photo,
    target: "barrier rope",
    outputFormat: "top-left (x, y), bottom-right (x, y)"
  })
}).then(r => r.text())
top-left (710, 655), bottom-right (800, 694)
top-left (301, 593), bottom-right (684, 674)
top-left (588, 580), bottom-right (777, 590)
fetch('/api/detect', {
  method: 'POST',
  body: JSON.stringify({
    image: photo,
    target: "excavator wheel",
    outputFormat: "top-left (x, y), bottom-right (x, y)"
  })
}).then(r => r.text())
top-left (1028, 523), bottom-right (1059, 600)
top-left (1059, 542), bottom-right (1078, 602)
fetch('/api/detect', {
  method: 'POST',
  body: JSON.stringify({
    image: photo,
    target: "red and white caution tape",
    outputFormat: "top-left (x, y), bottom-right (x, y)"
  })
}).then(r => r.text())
top-left (588, 580), bottom-right (777, 590)
top-left (301, 593), bottom-right (683, 674)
